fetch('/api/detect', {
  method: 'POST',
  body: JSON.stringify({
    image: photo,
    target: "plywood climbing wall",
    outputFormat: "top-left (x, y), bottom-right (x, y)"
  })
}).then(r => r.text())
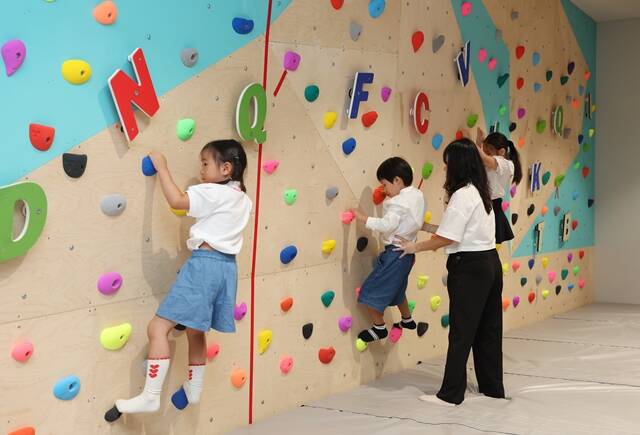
top-left (0, 1), bottom-right (596, 434)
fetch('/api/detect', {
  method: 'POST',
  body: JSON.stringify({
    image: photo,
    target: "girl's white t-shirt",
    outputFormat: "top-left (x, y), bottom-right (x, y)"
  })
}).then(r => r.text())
top-left (487, 156), bottom-right (514, 199)
top-left (186, 181), bottom-right (253, 254)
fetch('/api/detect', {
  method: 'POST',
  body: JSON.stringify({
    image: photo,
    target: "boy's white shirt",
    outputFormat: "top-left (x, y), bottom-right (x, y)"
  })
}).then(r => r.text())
top-left (365, 186), bottom-right (425, 246)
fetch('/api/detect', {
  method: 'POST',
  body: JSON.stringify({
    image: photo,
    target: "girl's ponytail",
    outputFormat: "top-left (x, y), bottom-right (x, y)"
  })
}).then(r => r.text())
top-left (506, 140), bottom-right (523, 185)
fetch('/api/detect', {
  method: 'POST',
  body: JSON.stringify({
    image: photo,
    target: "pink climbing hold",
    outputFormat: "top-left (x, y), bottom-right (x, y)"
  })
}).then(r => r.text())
top-left (578, 278), bottom-right (586, 289)
top-left (510, 184), bottom-right (517, 197)
top-left (283, 51), bottom-right (301, 71)
top-left (477, 48), bottom-right (487, 63)
top-left (389, 326), bottom-right (403, 343)
top-left (234, 302), bottom-right (247, 321)
top-left (355, 286), bottom-right (361, 298)
top-left (280, 356), bottom-right (294, 374)
top-left (1, 39), bottom-right (26, 76)
top-left (512, 261), bottom-right (520, 272)
top-left (517, 108), bottom-right (526, 119)
top-left (97, 272), bottom-right (123, 295)
top-left (262, 160), bottom-right (279, 174)
top-left (567, 252), bottom-right (573, 263)
top-left (338, 316), bottom-right (352, 332)
top-left (381, 86), bottom-right (392, 102)
top-left (207, 343), bottom-right (220, 361)
top-left (501, 201), bottom-right (509, 212)
top-left (461, 1), bottom-right (473, 17)
top-left (341, 210), bottom-right (355, 224)
top-left (11, 341), bottom-right (34, 363)
top-left (487, 58), bottom-right (497, 71)
top-left (548, 271), bottom-right (557, 283)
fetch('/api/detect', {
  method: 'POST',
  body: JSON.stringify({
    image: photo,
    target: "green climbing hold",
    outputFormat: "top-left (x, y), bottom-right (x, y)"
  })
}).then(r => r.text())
top-left (520, 277), bottom-right (527, 287)
top-left (573, 161), bottom-right (581, 170)
top-left (498, 105), bottom-right (507, 116)
top-left (422, 162), bottom-right (434, 180)
top-left (542, 171), bottom-right (551, 185)
top-left (176, 118), bottom-right (196, 141)
top-left (409, 300), bottom-right (416, 314)
top-left (536, 120), bottom-right (547, 133)
top-left (284, 189), bottom-right (298, 205)
top-left (554, 174), bottom-right (566, 187)
top-left (583, 142), bottom-right (590, 153)
top-left (561, 269), bottom-right (569, 280)
top-left (560, 75), bottom-right (569, 85)
top-left (573, 265), bottom-right (580, 276)
top-left (355, 338), bottom-right (368, 352)
top-left (497, 73), bottom-right (509, 88)
top-left (546, 70), bottom-right (553, 81)
top-left (321, 290), bottom-right (335, 307)
top-left (441, 314), bottom-right (449, 328)
top-left (467, 114), bottom-right (479, 128)
top-left (304, 84), bottom-right (320, 102)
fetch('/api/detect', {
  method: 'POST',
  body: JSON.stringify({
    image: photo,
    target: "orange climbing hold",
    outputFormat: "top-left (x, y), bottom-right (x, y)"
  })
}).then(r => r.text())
top-left (8, 428), bottom-right (35, 435)
top-left (373, 185), bottom-right (386, 205)
top-left (280, 296), bottom-right (293, 312)
top-left (93, 1), bottom-right (118, 25)
top-left (231, 368), bottom-right (247, 388)
top-left (362, 111), bottom-right (378, 128)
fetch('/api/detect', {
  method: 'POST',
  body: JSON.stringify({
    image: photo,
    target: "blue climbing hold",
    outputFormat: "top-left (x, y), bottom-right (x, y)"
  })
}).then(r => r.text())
top-left (568, 283), bottom-right (575, 291)
top-left (280, 245), bottom-right (298, 264)
top-left (368, 0), bottom-right (385, 18)
top-left (342, 137), bottom-right (356, 155)
top-left (533, 82), bottom-right (542, 93)
top-left (232, 17), bottom-right (254, 35)
top-left (53, 375), bottom-right (81, 400)
top-left (432, 133), bottom-right (443, 150)
top-left (572, 190), bottom-right (579, 200)
top-left (142, 156), bottom-right (157, 176)
top-left (532, 52), bottom-right (540, 66)
top-left (171, 386), bottom-right (189, 410)
top-left (528, 258), bottom-right (535, 270)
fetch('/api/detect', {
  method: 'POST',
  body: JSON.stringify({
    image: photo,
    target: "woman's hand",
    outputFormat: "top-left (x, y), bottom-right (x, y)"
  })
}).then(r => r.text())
top-left (148, 151), bottom-right (168, 172)
top-left (393, 236), bottom-right (416, 258)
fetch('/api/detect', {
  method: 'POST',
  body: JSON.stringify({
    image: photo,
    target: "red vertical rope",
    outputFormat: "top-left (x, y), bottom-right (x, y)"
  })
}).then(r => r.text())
top-left (249, 0), bottom-right (273, 425)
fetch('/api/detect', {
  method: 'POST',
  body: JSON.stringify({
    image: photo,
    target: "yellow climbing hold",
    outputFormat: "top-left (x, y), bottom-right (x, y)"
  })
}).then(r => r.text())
top-left (588, 128), bottom-right (595, 137)
top-left (171, 208), bottom-right (187, 216)
top-left (355, 338), bottom-right (368, 352)
top-left (321, 239), bottom-right (337, 254)
top-left (496, 243), bottom-right (502, 251)
top-left (62, 60), bottom-right (92, 85)
top-left (258, 330), bottom-right (272, 354)
top-left (542, 257), bottom-right (549, 269)
top-left (100, 323), bottom-right (132, 351)
top-left (323, 111), bottom-right (337, 129)
top-left (424, 211), bottom-right (432, 224)
top-left (502, 262), bottom-right (509, 274)
top-left (430, 295), bottom-right (441, 311)
top-left (541, 289), bottom-right (550, 299)
top-left (417, 275), bottom-right (429, 289)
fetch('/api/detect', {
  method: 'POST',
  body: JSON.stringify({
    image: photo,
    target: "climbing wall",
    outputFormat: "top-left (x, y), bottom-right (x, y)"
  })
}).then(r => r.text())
top-left (0, 1), bottom-right (596, 434)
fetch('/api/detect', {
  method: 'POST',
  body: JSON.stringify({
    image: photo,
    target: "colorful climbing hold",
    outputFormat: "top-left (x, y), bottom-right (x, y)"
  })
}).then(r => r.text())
top-left (321, 290), bottom-right (336, 307)
top-left (478, 48), bottom-right (488, 63)
top-left (430, 295), bottom-right (441, 311)
top-left (338, 316), bottom-right (352, 332)
top-left (389, 327), bottom-right (403, 343)
top-left (325, 186), bottom-right (339, 200)
top-left (527, 204), bottom-right (535, 216)
top-left (230, 368), bottom-right (247, 388)
top-left (279, 356), bottom-right (294, 374)
top-left (29, 123), bottom-right (55, 151)
top-left (578, 278), bottom-right (586, 289)
top-left (176, 118), bottom-right (196, 141)
top-left (11, 341), bottom-right (34, 363)
top-left (515, 45), bottom-right (525, 59)
top-left (341, 210), bottom-right (355, 224)
top-left (422, 162), bottom-right (434, 180)
top-left (97, 272), bottom-right (123, 295)
top-left (560, 75), bottom-right (569, 85)
top-left (53, 375), bottom-right (81, 400)
top-left (142, 156), bottom-right (156, 176)
top-left (330, 0), bottom-right (344, 9)
top-left (528, 292), bottom-right (535, 303)
top-left (554, 174), bottom-right (566, 187)
top-left (516, 77), bottom-right (525, 90)
top-left (411, 31), bottom-right (424, 53)
top-left (497, 73), bottom-right (509, 88)
top-left (304, 85), bottom-right (320, 102)
top-left (234, 302), bottom-right (247, 321)
top-left (548, 270), bottom-right (557, 283)
top-left (207, 343), bottom-right (220, 361)
top-left (417, 275), bottom-right (429, 289)
top-left (355, 338), bottom-right (368, 352)
top-left (546, 70), bottom-right (553, 81)
top-left (408, 300), bottom-right (416, 314)
top-left (536, 120), bottom-right (547, 133)
top-left (283, 189), bottom-right (298, 205)
top-left (542, 257), bottom-right (549, 269)
top-left (513, 296), bottom-right (520, 308)
top-left (555, 285), bottom-right (562, 295)
top-left (180, 48), bottom-right (198, 67)
top-left (321, 240), bottom-right (337, 255)
top-left (466, 114), bottom-right (479, 128)
top-left (171, 208), bottom-right (187, 217)
top-left (487, 58), bottom-right (497, 71)
top-left (62, 153), bottom-right (87, 178)
top-left (511, 213), bottom-right (518, 225)
top-left (7, 427), bottom-right (35, 435)
top-left (318, 347), bottom-right (336, 364)
top-left (258, 330), bottom-right (272, 354)
top-left (100, 323), bottom-right (132, 351)
top-left (1, 39), bottom-right (26, 76)
top-left (441, 314), bottom-right (449, 328)
top-left (342, 137), bottom-right (357, 155)
top-left (381, 86), bottom-right (392, 102)
top-left (61, 59), bottom-right (92, 85)
top-left (520, 277), bottom-right (527, 287)
top-left (323, 111), bottom-right (337, 129)
top-left (373, 185), bottom-right (386, 205)
top-left (432, 133), bottom-right (443, 150)
top-left (461, 1), bottom-right (473, 16)
top-left (517, 108), bottom-right (526, 119)
top-left (542, 171), bottom-right (551, 185)
top-left (532, 52), bottom-right (540, 65)
top-left (424, 211), bottom-right (432, 224)
top-left (362, 111), bottom-right (378, 128)
top-left (283, 51), bottom-right (301, 71)
top-left (502, 297), bottom-right (510, 311)
top-left (262, 160), bottom-right (279, 174)
top-left (368, 0), bottom-right (386, 18)
top-left (280, 245), bottom-right (298, 264)
top-left (232, 17), bottom-right (254, 35)
top-left (302, 323), bottom-right (313, 339)
top-left (541, 289), bottom-right (550, 299)
top-left (528, 258), bottom-right (535, 270)
top-left (280, 297), bottom-right (293, 312)
top-left (93, 1), bottom-right (117, 25)
top-left (512, 261), bottom-right (521, 272)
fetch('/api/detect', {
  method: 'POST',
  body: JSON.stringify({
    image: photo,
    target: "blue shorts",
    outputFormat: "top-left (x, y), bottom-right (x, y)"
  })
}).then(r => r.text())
top-left (357, 245), bottom-right (415, 312)
top-left (157, 249), bottom-right (238, 333)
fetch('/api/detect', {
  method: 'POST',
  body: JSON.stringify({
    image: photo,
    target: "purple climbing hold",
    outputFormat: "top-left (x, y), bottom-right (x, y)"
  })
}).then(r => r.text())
top-left (234, 302), bottom-right (247, 321)
top-left (97, 272), bottom-right (123, 295)
top-left (283, 51), bottom-right (301, 71)
top-left (338, 316), bottom-right (352, 332)
top-left (381, 86), bottom-right (392, 102)
top-left (1, 39), bottom-right (26, 76)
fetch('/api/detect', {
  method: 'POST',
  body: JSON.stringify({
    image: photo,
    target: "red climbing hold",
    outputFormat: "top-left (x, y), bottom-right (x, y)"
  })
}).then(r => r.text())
top-left (373, 185), bottom-right (386, 205)
top-left (318, 347), bottom-right (336, 364)
top-left (572, 220), bottom-right (579, 231)
top-left (29, 123), bottom-right (55, 151)
top-left (330, 0), bottom-right (344, 10)
top-left (528, 292), bottom-right (535, 303)
top-left (411, 31), bottom-right (424, 53)
top-left (280, 297), bottom-right (293, 312)
top-left (516, 77), bottom-right (524, 90)
top-left (579, 250), bottom-right (585, 259)
top-left (582, 167), bottom-right (590, 178)
top-left (515, 45), bottom-right (525, 59)
top-left (455, 130), bottom-right (464, 140)
top-left (362, 111), bottom-right (378, 128)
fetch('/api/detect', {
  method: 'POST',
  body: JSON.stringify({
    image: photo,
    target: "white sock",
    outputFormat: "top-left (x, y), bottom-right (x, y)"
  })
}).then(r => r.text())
top-left (116, 358), bottom-right (170, 414)
top-left (183, 364), bottom-right (206, 404)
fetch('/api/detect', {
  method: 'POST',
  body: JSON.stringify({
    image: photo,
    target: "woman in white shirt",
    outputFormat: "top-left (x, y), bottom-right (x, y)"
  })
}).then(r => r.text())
top-left (395, 138), bottom-right (505, 406)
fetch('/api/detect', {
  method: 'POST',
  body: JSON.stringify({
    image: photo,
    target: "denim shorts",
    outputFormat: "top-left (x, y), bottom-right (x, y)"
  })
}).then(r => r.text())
top-left (157, 249), bottom-right (237, 332)
top-left (357, 245), bottom-right (415, 312)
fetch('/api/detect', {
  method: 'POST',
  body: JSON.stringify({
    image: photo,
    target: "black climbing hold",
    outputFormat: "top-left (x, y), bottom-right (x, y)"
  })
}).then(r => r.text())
top-left (62, 153), bottom-right (87, 178)
top-left (509, 122), bottom-right (517, 132)
top-left (511, 213), bottom-right (518, 225)
top-left (104, 405), bottom-right (122, 422)
top-left (555, 285), bottom-right (562, 295)
top-left (174, 324), bottom-right (186, 331)
top-left (527, 204), bottom-right (535, 216)
top-left (588, 199), bottom-right (594, 208)
top-left (356, 237), bottom-right (368, 252)
top-left (417, 322), bottom-right (429, 337)
top-left (302, 323), bottom-right (313, 340)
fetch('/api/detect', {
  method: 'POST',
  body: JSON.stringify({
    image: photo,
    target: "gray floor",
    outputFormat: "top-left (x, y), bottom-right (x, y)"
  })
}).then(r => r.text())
top-left (230, 304), bottom-right (640, 435)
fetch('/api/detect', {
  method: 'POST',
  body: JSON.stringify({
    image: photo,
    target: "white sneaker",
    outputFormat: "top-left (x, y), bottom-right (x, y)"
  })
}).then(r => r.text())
top-left (418, 394), bottom-right (457, 407)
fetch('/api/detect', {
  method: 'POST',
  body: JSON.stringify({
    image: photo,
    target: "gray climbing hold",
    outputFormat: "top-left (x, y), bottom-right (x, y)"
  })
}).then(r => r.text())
top-left (432, 34), bottom-right (445, 53)
top-left (553, 206), bottom-right (561, 216)
top-left (535, 274), bottom-right (543, 285)
top-left (349, 21), bottom-right (362, 41)
top-left (442, 273), bottom-right (448, 286)
top-left (511, 10), bottom-right (519, 20)
top-left (325, 186), bottom-right (339, 200)
top-left (181, 48), bottom-right (198, 67)
top-left (100, 194), bottom-right (127, 217)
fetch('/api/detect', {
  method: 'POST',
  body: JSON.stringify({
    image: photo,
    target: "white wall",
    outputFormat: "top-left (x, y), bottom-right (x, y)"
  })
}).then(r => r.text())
top-left (596, 18), bottom-right (640, 304)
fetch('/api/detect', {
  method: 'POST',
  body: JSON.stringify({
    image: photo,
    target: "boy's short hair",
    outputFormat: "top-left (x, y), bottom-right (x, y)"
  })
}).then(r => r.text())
top-left (376, 157), bottom-right (413, 186)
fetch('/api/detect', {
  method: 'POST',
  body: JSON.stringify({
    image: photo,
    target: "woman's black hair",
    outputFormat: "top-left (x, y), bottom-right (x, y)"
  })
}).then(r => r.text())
top-left (201, 139), bottom-right (248, 192)
top-left (376, 157), bottom-right (413, 186)
top-left (484, 132), bottom-right (523, 185)
top-left (443, 138), bottom-right (492, 214)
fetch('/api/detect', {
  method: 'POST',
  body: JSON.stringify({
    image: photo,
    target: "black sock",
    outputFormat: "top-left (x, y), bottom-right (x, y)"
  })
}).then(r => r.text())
top-left (394, 316), bottom-right (417, 330)
top-left (358, 324), bottom-right (388, 342)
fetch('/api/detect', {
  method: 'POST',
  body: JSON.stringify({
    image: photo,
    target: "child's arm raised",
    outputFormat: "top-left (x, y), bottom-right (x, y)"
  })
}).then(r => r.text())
top-left (474, 127), bottom-right (498, 171)
top-left (149, 152), bottom-right (190, 210)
